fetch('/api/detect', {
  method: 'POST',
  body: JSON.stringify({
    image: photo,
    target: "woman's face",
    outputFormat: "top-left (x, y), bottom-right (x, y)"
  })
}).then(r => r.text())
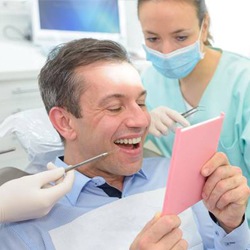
top-left (138, 0), bottom-right (207, 54)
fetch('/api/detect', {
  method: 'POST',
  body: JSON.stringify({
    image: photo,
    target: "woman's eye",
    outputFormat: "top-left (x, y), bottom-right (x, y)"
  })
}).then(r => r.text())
top-left (176, 35), bottom-right (188, 42)
top-left (146, 37), bottom-right (158, 43)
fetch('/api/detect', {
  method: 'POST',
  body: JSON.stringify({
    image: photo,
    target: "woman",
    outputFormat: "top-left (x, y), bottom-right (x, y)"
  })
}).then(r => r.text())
top-left (138, 0), bottom-right (250, 222)
top-left (0, 163), bottom-right (74, 223)
top-left (138, 0), bottom-right (250, 178)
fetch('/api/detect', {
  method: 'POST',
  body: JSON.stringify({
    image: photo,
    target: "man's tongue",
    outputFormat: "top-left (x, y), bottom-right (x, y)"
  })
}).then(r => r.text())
top-left (117, 144), bottom-right (135, 150)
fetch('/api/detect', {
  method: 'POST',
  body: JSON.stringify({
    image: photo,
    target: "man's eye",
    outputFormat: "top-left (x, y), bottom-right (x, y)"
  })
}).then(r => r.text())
top-left (138, 102), bottom-right (146, 108)
top-left (108, 107), bottom-right (122, 112)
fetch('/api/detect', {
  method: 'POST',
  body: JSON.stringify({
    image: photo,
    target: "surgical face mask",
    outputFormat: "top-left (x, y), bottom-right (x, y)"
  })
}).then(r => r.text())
top-left (143, 23), bottom-right (205, 79)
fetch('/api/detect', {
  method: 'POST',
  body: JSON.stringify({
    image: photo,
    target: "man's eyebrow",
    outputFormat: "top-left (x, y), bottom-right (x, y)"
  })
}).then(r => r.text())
top-left (99, 90), bottom-right (147, 106)
top-left (99, 94), bottom-right (125, 106)
top-left (139, 90), bottom-right (147, 98)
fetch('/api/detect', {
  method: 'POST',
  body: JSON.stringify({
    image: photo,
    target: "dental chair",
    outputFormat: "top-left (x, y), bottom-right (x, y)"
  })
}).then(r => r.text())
top-left (0, 108), bottom-right (63, 173)
top-left (0, 108), bottom-right (161, 175)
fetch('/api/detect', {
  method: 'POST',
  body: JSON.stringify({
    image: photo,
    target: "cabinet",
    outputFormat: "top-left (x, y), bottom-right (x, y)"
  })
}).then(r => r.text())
top-left (0, 41), bottom-right (46, 169)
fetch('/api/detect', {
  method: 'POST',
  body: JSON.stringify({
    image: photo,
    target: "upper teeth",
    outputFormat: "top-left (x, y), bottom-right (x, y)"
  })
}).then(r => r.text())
top-left (115, 137), bottom-right (141, 145)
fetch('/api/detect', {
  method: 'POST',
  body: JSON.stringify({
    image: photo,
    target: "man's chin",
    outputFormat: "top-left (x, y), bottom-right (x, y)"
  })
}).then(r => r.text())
top-left (122, 159), bottom-right (143, 175)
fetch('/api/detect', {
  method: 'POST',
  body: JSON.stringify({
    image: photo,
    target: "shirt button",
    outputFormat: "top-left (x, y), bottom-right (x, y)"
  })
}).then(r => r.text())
top-left (215, 231), bottom-right (219, 236)
top-left (225, 242), bottom-right (235, 246)
top-left (92, 177), bottom-right (105, 186)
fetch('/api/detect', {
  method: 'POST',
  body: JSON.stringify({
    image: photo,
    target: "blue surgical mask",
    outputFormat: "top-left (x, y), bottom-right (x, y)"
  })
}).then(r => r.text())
top-left (142, 23), bottom-right (205, 79)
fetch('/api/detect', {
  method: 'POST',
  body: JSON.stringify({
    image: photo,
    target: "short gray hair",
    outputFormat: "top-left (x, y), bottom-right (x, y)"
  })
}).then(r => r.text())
top-left (39, 38), bottom-right (131, 118)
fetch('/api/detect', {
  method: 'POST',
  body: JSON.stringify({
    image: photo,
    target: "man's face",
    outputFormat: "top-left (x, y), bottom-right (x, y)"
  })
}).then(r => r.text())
top-left (68, 62), bottom-right (150, 181)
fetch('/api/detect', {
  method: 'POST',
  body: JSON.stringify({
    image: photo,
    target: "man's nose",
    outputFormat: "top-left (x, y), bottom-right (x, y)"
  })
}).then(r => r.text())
top-left (125, 105), bottom-right (150, 128)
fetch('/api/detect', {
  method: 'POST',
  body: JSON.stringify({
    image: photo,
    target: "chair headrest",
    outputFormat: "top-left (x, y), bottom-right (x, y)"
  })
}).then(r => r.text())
top-left (0, 108), bottom-right (64, 172)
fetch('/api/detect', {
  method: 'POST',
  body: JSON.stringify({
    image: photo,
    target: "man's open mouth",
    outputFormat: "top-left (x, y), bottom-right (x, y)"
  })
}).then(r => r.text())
top-left (114, 137), bottom-right (141, 149)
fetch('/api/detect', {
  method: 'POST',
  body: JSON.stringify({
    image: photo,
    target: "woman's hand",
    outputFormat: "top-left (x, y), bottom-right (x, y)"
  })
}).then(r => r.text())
top-left (0, 164), bottom-right (74, 223)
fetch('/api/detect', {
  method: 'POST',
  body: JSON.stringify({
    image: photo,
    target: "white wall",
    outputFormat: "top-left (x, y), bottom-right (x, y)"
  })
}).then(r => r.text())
top-left (0, 0), bottom-right (30, 41)
top-left (123, 0), bottom-right (144, 53)
top-left (206, 0), bottom-right (250, 57)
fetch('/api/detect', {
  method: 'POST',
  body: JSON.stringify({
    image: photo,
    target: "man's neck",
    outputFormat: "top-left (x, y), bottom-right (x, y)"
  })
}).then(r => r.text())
top-left (77, 167), bottom-right (125, 191)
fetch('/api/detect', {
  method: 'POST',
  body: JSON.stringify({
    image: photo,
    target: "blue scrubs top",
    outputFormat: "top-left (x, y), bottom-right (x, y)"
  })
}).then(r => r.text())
top-left (142, 49), bottom-right (250, 181)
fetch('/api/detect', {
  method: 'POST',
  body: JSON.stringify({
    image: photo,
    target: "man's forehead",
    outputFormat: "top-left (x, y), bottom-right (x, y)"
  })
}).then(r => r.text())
top-left (78, 61), bottom-right (142, 87)
top-left (100, 89), bottom-right (147, 102)
top-left (77, 61), bottom-right (139, 77)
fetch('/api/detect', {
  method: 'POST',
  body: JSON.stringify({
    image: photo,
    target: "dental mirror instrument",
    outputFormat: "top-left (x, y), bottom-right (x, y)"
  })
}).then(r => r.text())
top-left (65, 151), bottom-right (110, 172)
top-left (181, 106), bottom-right (204, 118)
top-left (0, 151), bottom-right (113, 186)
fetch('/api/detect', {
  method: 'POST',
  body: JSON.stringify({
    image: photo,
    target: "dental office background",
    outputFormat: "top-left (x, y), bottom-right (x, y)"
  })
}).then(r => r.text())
top-left (0, 0), bottom-right (249, 168)
top-left (0, 0), bottom-right (250, 57)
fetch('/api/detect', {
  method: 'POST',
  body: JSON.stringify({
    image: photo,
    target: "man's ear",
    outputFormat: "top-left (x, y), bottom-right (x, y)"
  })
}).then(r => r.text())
top-left (49, 107), bottom-right (77, 141)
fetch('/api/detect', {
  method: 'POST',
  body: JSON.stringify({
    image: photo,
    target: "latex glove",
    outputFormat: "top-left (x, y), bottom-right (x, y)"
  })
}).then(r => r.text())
top-left (0, 164), bottom-right (74, 223)
top-left (149, 106), bottom-right (190, 137)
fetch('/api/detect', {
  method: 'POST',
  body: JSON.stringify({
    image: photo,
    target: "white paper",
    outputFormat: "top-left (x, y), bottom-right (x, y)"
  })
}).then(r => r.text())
top-left (50, 188), bottom-right (203, 250)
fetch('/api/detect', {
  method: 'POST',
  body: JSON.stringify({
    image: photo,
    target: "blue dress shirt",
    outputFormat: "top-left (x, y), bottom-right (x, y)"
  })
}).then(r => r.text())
top-left (0, 157), bottom-right (249, 249)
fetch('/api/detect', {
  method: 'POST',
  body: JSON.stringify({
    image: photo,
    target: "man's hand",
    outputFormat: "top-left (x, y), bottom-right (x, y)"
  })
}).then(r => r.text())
top-left (149, 106), bottom-right (190, 137)
top-left (201, 152), bottom-right (250, 232)
top-left (130, 213), bottom-right (188, 250)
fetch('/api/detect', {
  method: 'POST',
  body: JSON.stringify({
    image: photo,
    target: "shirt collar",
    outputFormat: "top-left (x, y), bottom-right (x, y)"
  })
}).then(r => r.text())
top-left (54, 156), bottom-right (148, 205)
top-left (135, 168), bottom-right (148, 179)
top-left (138, 158), bottom-right (153, 180)
top-left (55, 156), bottom-right (90, 205)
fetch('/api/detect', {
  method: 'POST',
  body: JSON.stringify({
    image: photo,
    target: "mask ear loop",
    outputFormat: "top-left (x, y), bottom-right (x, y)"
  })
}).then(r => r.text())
top-left (198, 19), bottom-right (205, 40)
top-left (197, 19), bottom-right (205, 58)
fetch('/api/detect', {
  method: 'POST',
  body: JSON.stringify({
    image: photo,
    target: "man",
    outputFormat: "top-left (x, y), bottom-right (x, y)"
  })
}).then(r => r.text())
top-left (0, 38), bottom-right (249, 249)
